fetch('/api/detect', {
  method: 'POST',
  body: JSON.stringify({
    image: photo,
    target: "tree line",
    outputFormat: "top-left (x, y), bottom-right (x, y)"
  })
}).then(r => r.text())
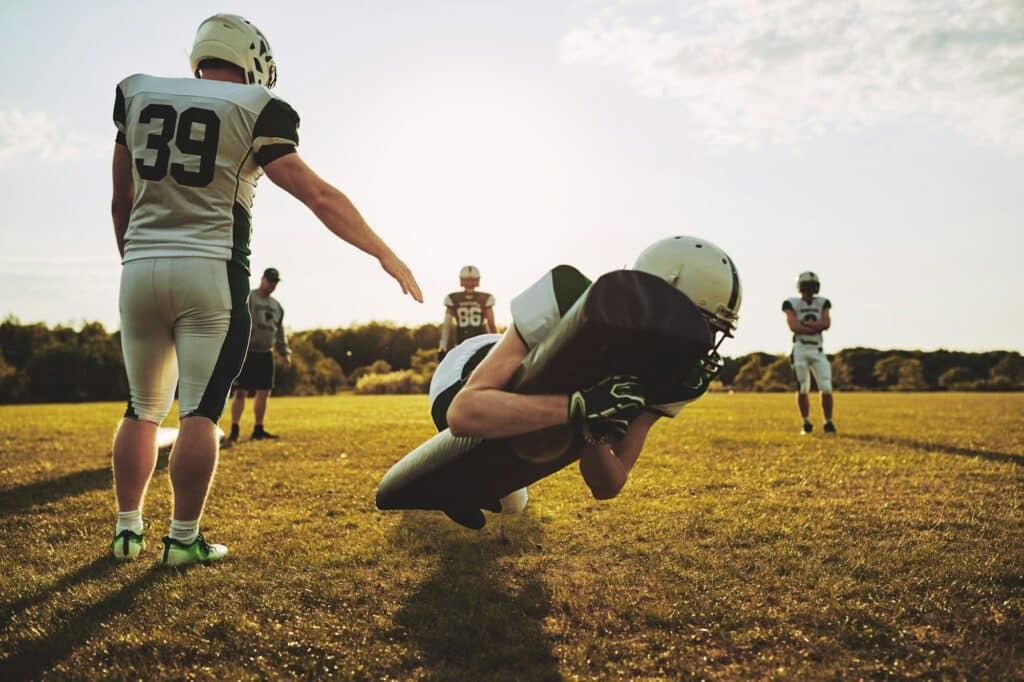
top-left (0, 316), bottom-right (1021, 404)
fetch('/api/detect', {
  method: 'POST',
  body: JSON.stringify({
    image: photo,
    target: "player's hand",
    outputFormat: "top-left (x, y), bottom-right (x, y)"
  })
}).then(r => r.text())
top-left (379, 252), bottom-right (423, 302)
top-left (281, 356), bottom-right (292, 371)
top-left (569, 375), bottom-right (646, 445)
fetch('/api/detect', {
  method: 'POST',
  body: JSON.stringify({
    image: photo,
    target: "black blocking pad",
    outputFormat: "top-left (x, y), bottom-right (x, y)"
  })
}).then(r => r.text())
top-left (375, 269), bottom-right (713, 523)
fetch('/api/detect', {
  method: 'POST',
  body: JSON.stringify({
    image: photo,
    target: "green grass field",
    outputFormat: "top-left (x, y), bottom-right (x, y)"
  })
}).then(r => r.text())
top-left (1, 393), bottom-right (1021, 680)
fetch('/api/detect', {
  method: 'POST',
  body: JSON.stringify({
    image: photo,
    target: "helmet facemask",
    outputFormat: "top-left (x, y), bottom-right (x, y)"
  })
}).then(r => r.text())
top-left (798, 281), bottom-right (820, 296)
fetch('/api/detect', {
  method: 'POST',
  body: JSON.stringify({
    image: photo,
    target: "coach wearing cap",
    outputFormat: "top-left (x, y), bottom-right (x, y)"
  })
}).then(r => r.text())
top-left (226, 267), bottom-right (292, 443)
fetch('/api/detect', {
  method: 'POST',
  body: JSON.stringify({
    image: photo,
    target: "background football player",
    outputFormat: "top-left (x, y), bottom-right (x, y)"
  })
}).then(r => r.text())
top-left (110, 14), bottom-right (422, 566)
top-left (428, 236), bottom-right (740, 528)
top-left (227, 267), bottom-right (291, 444)
top-left (782, 271), bottom-right (836, 435)
top-left (438, 265), bottom-right (496, 359)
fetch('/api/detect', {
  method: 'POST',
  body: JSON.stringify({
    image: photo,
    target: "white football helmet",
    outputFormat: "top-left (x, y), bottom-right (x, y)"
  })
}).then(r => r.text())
top-left (190, 14), bottom-right (277, 88)
top-left (797, 271), bottom-right (820, 294)
top-left (459, 265), bottom-right (481, 288)
top-left (633, 235), bottom-right (741, 374)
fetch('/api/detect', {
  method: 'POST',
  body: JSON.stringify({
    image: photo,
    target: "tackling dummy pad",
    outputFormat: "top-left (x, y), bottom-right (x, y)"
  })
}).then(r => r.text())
top-left (375, 269), bottom-right (713, 527)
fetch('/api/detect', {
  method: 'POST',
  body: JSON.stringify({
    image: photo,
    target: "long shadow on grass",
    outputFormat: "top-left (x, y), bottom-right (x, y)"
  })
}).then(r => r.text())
top-left (0, 562), bottom-right (167, 681)
top-left (391, 513), bottom-right (560, 681)
top-left (0, 555), bottom-right (118, 631)
top-left (845, 434), bottom-right (1023, 467)
top-left (0, 449), bottom-right (171, 516)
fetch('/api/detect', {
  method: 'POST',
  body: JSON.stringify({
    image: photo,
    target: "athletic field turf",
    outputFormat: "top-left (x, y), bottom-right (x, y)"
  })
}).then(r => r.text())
top-left (1, 393), bottom-right (1021, 680)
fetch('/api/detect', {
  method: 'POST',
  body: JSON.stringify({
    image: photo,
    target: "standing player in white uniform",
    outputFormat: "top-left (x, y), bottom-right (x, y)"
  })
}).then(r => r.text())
top-left (110, 14), bottom-right (422, 566)
top-left (428, 236), bottom-right (741, 527)
top-left (438, 265), bottom-right (497, 359)
top-left (782, 271), bottom-right (836, 435)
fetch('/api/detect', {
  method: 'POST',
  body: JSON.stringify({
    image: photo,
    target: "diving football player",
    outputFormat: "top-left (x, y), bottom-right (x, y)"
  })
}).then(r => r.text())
top-left (428, 236), bottom-right (741, 526)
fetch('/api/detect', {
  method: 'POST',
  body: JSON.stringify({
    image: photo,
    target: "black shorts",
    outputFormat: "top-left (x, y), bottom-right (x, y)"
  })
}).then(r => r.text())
top-left (233, 350), bottom-right (275, 391)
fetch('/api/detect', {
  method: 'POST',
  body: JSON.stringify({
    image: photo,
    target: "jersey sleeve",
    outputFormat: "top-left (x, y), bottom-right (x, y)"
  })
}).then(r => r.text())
top-left (510, 265), bottom-right (590, 351)
top-left (253, 96), bottom-right (300, 166)
top-left (822, 298), bottom-right (832, 309)
top-left (443, 293), bottom-right (455, 308)
top-left (484, 294), bottom-right (496, 308)
top-left (113, 83), bottom-right (127, 145)
top-left (781, 299), bottom-right (794, 312)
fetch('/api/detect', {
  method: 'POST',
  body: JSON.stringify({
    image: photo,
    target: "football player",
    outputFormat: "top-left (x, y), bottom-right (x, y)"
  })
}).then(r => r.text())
top-left (428, 236), bottom-right (740, 527)
top-left (782, 271), bottom-right (836, 435)
top-left (110, 14), bottom-right (422, 566)
top-left (438, 265), bottom-right (496, 359)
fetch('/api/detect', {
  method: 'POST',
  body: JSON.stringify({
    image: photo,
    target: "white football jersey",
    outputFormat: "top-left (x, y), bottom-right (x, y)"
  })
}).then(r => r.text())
top-left (114, 74), bottom-right (299, 272)
top-left (782, 295), bottom-right (831, 346)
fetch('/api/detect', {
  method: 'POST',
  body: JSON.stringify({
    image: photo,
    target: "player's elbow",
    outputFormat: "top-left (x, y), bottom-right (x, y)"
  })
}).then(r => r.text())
top-left (588, 477), bottom-right (625, 500)
top-left (446, 393), bottom-right (481, 438)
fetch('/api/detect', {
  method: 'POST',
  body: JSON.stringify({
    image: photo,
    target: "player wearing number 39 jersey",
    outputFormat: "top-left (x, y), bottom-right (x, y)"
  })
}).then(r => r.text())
top-left (109, 14), bottom-right (423, 567)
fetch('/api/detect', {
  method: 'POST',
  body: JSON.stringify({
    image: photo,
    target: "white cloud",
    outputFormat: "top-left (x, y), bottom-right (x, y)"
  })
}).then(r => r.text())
top-left (563, 0), bottom-right (1024, 148)
top-left (0, 110), bottom-right (108, 167)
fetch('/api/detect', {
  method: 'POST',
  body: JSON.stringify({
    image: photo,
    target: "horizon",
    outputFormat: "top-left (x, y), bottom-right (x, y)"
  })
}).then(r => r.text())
top-left (2, 1), bottom-right (1022, 355)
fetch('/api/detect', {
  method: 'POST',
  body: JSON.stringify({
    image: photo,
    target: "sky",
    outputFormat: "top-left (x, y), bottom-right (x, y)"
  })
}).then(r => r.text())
top-left (1, 0), bottom-right (1022, 355)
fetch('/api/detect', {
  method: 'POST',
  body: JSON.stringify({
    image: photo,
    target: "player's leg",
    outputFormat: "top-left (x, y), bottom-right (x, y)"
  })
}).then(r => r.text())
top-left (251, 389), bottom-right (275, 439)
top-left (792, 347), bottom-right (813, 434)
top-left (163, 258), bottom-right (250, 566)
top-left (814, 352), bottom-right (836, 433)
top-left (112, 259), bottom-right (178, 559)
top-left (228, 385), bottom-right (247, 443)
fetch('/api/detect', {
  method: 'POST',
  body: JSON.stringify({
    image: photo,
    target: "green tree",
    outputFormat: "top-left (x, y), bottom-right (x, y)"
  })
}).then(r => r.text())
top-left (938, 366), bottom-right (975, 390)
top-left (989, 354), bottom-right (1024, 386)
top-left (733, 356), bottom-right (767, 391)
top-left (755, 357), bottom-right (794, 392)
top-left (275, 336), bottom-right (346, 396)
top-left (875, 356), bottom-right (928, 391)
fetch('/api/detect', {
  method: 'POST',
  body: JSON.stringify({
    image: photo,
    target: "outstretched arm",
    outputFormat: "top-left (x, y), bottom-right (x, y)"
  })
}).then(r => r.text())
top-left (263, 153), bottom-right (422, 302)
top-left (111, 143), bottom-right (134, 258)
top-left (579, 411), bottom-right (659, 499)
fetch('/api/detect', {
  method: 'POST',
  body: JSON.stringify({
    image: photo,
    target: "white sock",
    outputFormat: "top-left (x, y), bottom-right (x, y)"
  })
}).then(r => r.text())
top-left (169, 519), bottom-right (199, 544)
top-left (116, 510), bottom-right (143, 535)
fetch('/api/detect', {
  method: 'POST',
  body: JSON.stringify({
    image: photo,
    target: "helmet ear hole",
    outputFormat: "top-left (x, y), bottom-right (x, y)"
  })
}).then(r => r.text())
top-left (191, 14), bottom-right (276, 87)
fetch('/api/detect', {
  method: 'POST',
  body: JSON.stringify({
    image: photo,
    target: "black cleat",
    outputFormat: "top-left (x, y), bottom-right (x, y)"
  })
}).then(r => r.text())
top-left (823, 421), bottom-right (837, 434)
top-left (251, 427), bottom-right (279, 440)
top-left (800, 421), bottom-right (813, 435)
top-left (221, 424), bottom-right (240, 447)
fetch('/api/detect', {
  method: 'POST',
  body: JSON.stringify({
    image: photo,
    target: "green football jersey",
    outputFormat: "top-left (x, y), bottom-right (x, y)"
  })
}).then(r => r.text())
top-left (445, 290), bottom-right (495, 344)
top-left (114, 74), bottom-right (299, 273)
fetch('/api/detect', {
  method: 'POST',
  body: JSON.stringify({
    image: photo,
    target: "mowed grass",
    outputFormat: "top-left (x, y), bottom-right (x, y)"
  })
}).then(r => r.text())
top-left (0, 393), bottom-right (1021, 680)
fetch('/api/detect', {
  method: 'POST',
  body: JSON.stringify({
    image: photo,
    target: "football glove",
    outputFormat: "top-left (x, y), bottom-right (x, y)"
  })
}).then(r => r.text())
top-left (569, 375), bottom-right (646, 445)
